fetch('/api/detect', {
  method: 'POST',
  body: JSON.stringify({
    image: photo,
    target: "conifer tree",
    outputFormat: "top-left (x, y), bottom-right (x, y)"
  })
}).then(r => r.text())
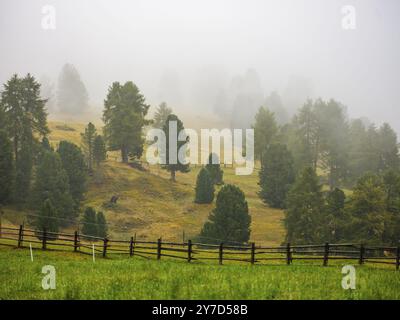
top-left (259, 143), bottom-right (295, 208)
top-left (36, 199), bottom-right (59, 233)
top-left (205, 153), bottom-right (224, 185)
top-left (81, 207), bottom-right (97, 236)
top-left (96, 211), bottom-right (107, 238)
top-left (93, 135), bottom-right (107, 167)
top-left (153, 102), bottom-right (172, 129)
top-left (195, 167), bottom-right (215, 204)
top-left (0, 131), bottom-right (14, 204)
top-left (81, 122), bottom-right (97, 171)
top-left (198, 184), bottom-right (251, 245)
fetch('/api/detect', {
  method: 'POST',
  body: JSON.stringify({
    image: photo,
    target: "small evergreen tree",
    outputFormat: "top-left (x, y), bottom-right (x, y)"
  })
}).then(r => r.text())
top-left (93, 135), bottom-right (107, 167)
top-left (96, 211), bottom-right (107, 238)
top-left (0, 131), bottom-right (14, 204)
top-left (259, 143), bottom-right (295, 208)
top-left (323, 188), bottom-right (346, 242)
top-left (81, 122), bottom-right (97, 171)
top-left (31, 151), bottom-right (75, 222)
top-left (153, 102), bottom-right (172, 129)
top-left (81, 207), bottom-right (97, 236)
top-left (252, 106), bottom-right (278, 161)
top-left (57, 141), bottom-right (87, 207)
top-left (41, 137), bottom-right (52, 151)
top-left (198, 184), bottom-right (251, 245)
top-left (205, 153), bottom-right (224, 185)
top-left (162, 114), bottom-right (190, 181)
top-left (14, 139), bottom-right (32, 204)
top-left (284, 167), bottom-right (325, 244)
top-left (36, 199), bottom-right (59, 233)
top-left (195, 167), bottom-right (215, 204)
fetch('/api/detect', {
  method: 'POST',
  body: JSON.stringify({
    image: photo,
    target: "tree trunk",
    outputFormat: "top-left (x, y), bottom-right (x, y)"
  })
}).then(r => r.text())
top-left (121, 146), bottom-right (128, 163)
top-left (170, 170), bottom-right (176, 182)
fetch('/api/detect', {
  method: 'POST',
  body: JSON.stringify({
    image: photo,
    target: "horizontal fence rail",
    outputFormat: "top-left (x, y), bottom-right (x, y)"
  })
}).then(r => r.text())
top-left (0, 226), bottom-right (399, 270)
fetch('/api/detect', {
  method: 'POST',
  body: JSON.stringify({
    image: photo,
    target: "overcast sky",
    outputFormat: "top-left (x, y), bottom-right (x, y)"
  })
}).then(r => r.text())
top-left (1, 0), bottom-right (399, 130)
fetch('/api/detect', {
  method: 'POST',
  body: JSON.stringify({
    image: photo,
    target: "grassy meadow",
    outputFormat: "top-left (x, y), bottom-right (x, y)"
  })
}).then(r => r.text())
top-left (0, 248), bottom-right (399, 300)
top-left (2, 120), bottom-right (285, 246)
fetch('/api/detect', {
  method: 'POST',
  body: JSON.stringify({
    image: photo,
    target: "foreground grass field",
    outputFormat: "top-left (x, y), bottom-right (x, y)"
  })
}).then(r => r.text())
top-left (1, 248), bottom-right (399, 300)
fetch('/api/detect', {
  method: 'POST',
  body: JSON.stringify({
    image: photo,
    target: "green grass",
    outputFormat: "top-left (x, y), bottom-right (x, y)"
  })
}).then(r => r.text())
top-left (1, 248), bottom-right (399, 300)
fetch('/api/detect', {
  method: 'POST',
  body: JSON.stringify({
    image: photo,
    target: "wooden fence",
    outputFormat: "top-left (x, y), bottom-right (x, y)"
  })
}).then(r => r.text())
top-left (1, 225), bottom-right (399, 270)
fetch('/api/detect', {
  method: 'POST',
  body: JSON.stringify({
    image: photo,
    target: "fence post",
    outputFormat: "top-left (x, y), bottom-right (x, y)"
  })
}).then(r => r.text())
top-left (359, 244), bottom-right (365, 265)
top-left (323, 243), bottom-right (329, 266)
top-left (286, 243), bottom-right (292, 265)
top-left (219, 243), bottom-right (223, 265)
top-left (396, 246), bottom-right (399, 271)
top-left (129, 236), bottom-right (134, 257)
top-left (17, 225), bottom-right (23, 248)
top-left (103, 238), bottom-right (108, 258)
top-left (42, 228), bottom-right (47, 250)
top-left (74, 231), bottom-right (78, 252)
top-left (251, 242), bottom-right (255, 265)
top-left (187, 239), bottom-right (192, 263)
top-left (157, 238), bottom-right (162, 260)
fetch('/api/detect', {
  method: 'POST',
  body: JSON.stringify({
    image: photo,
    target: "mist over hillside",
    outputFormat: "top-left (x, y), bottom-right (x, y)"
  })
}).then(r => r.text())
top-left (1, 0), bottom-right (400, 131)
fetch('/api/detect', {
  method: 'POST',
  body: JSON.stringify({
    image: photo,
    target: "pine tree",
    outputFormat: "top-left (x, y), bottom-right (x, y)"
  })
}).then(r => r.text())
top-left (162, 114), bottom-right (190, 181)
top-left (252, 106), bottom-right (278, 161)
top-left (323, 188), bottom-right (346, 242)
top-left (57, 64), bottom-right (89, 114)
top-left (96, 211), bottom-right (107, 238)
top-left (14, 139), bottom-right (32, 204)
top-left (205, 153), bottom-right (223, 185)
top-left (153, 102), bottom-right (172, 129)
top-left (198, 184), bottom-right (251, 245)
top-left (81, 207), bottom-right (97, 236)
top-left (0, 131), bottom-right (14, 204)
top-left (81, 122), bottom-right (96, 171)
top-left (284, 167), bottom-right (325, 244)
top-left (195, 167), bottom-right (215, 204)
top-left (57, 141), bottom-right (87, 206)
top-left (93, 135), bottom-right (107, 167)
top-left (259, 143), bottom-right (295, 208)
top-left (35, 199), bottom-right (59, 233)
top-left (31, 151), bottom-right (75, 223)
top-left (103, 81), bottom-right (150, 163)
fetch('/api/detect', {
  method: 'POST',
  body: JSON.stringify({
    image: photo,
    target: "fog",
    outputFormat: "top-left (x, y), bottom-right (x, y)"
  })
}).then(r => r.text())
top-left (1, 0), bottom-right (400, 130)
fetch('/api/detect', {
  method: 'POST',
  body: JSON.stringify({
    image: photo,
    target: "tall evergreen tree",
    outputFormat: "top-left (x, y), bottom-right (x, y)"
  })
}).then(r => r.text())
top-left (162, 114), bottom-right (190, 181)
top-left (205, 153), bottom-right (224, 185)
top-left (35, 199), bottom-right (59, 233)
top-left (81, 207), bottom-right (97, 237)
top-left (93, 135), bottom-right (107, 167)
top-left (81, 122), bottom-right (97, 171)
top-left (14, 139), bottom-right (32, 204)
top-left (259, 143), bottom-right (295, 209)
top-left (103, 81), bottom-right (150, 163)
top-left (96, 211), bottom-right (107, 238)
top-left (0, 131), bottom-right (14, 204)
top-left (198, 184), bottom-right (251, 245)
top-left (195, 167), bottom-right (215, 204)
top-left (322, 188), bottom-right (346, 243)
top-left (57, 63), bottom-right (89, 114)
top-left (285, 167), bottom-right (325, 244)
top-left (153, 102), bottom-right (172, 129)
top-left (31, 151), bottom-right (75, 222)
top-left (57, 141), bottom-right (87, 206)
top-left (252, 106), bottom-right (278, 162)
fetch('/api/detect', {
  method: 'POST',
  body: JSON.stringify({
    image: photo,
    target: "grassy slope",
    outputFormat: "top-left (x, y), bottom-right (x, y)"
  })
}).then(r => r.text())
top-left (1, 248), bottom-right (399, 299)
top-left (2, 121), bottom-right (285, 246)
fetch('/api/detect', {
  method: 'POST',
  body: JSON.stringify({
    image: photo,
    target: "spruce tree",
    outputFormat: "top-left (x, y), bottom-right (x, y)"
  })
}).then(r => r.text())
top-left (96, 211), bottom-right (107, 238)
top-left (284, 167), bottom-right (325, 244)
top-left (81, 122), bottom-right (97, 171)
top-left (36, 199), bottom-right (59, 233)
top-left (57, 141), bottom-right (87, 206)
top-left (259, 143), bottom-right (295, 208)
top-left (323, 188), bottom-right (346, 242)
top-left (103, 81), bottom-right (149, 163)
top-left (14, 139), bottom-right (32, 204)
top-left (162, 114), bottom-right (190, 181)
top-left (205, 153), bottom-right (223, 185)
top-left (93, 135), bottom-right (107, 167)
top-left (153, 102), bottom-right (172, 129)
top-left (31, 151), bottom-right (75, 223)
top-left (195, 167), bottom-right (215, 204)
top-left (252, 106), bottom-right (278, 162)
top-left (198, 184), bottom-right (251, 245)
top-left (0, 131), bottom-right (14, 204)
top-left (81, 207), bottom-right (97, 236)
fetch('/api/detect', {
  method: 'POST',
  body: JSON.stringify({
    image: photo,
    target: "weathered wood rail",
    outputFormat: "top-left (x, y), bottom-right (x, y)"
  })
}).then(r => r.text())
top-left (0, 225), bottom-right (399, 270)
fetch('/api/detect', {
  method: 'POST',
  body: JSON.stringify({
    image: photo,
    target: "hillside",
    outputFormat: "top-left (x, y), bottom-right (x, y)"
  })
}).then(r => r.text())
top-left (2, 121), bottom-right (285, 246)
